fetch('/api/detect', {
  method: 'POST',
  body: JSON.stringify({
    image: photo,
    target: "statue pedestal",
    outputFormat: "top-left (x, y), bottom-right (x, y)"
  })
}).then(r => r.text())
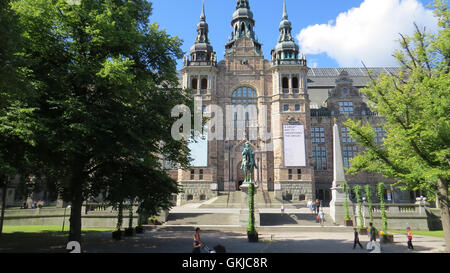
top-left (330, 185), bottom-right (352, 224)
top-left (239, 183), bottom-right (260, 228)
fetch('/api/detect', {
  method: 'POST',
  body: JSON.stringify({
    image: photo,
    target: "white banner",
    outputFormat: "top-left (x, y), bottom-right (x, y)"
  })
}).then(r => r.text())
top-left (188, 126), bottom-right (208, 167)
top-left (283, 124), bottom-right (306, 167)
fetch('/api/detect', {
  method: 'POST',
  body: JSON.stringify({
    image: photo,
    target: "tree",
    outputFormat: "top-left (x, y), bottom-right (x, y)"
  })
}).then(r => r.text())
top-left (0, 0), bottom-right (36, 235)
top-left (344, 0), bottom-right (450, 251)
top-left (11, 0), bottom-right (192, 244)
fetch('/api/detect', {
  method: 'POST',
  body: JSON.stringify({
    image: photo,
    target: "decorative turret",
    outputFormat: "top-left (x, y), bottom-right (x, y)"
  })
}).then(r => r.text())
top-left (181, 0), bottom-right (218, 96)
top-left (225, 0), bottom-right (262, 55)
top-left (184, 0), bottom-right (217, 67)
top-left (271, 0), bottom-right (306, 66)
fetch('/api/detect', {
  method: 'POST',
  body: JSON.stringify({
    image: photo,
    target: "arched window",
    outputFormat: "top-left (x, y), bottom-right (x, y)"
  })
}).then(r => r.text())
top-left (201, 78), bottom-right (208, 90)
top-left (292, 77), bottom-right (299, 89)
top-left (191, 78), bottom-right (198, 90)
top-left (231, 86), bottom-right (257, 105)
top-left (282, 77), bottom-right (289, 91)
top-left (283, 193), bottom-right (293, 201)
top-left (232, 87), bottom-right (258, 140)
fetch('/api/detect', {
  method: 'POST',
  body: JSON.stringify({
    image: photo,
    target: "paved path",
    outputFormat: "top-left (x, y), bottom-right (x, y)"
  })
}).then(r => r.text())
top-left (80, 229), bottom-right (446, 253)
top-left (2, 227), bottom-right (444, 253)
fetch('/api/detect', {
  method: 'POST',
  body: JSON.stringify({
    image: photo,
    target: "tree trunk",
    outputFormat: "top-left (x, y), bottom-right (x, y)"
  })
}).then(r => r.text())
top-left (128, 202), bottom-right (133, 229)
top-left (68, 174), bottom-right (83, 244)
top-left (117, 201), bottom-right (123, 230)
top-left (438, 178), bottom-right (450, 253)
top-left (0, 182), bottom-right (7, 236)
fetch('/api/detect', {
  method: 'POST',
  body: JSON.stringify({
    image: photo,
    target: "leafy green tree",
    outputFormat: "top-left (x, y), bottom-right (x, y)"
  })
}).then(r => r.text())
top-left (11, 0), bottom-right (191, 244)
top-left (344, 0), bottom-right (450, 251)
top-left (0, 0), bottom-right (37, 235)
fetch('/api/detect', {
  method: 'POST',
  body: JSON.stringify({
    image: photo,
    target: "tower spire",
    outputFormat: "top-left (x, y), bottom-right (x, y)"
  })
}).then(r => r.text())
top-left (272, 0), bottom-right (306, 66)
top-left (200, 0), bottom-right (205, 21)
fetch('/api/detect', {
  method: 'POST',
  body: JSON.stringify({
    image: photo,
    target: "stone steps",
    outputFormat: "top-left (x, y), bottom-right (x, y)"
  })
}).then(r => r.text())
top-left (147, 225), bottom-right (354, 233)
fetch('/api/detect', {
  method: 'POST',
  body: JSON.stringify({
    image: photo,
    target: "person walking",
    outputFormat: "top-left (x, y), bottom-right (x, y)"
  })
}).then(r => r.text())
top-left (307, 200), bottom-right (314, 214)
top-left (314, 199), bottom-right (320, 214)
top-left (318, 210), bottom-right (325, 227)
top-left (406, 227), bottom-right (414, 250)
top-left (353, 228), bottom-right (363, 249)
top-left (192, 227), bottom-right (203, 254)
top-left (369, 222), bottom-right (377, 242)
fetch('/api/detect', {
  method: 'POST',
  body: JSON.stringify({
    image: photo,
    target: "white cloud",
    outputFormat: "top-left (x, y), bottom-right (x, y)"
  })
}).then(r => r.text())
top-left (297, 0), bottom-right (438, 67)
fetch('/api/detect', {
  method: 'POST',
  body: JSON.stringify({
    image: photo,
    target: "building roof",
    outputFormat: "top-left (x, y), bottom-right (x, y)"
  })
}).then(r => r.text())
top-left (308, 67), bottom-right (400, 87)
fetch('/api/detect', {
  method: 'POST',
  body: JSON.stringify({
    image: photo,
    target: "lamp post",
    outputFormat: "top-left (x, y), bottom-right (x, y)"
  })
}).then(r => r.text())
top-left (62, 205), bottom-right (71, 232)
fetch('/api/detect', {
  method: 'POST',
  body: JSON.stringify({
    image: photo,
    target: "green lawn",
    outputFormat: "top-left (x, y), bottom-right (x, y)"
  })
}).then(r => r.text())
top-left (2, 225), bottom-right (114, 234)
top-left (388, 229), bottom-right (444, 238)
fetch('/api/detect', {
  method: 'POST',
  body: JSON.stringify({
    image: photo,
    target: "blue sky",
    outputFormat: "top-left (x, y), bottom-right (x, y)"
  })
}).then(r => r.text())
top-left (150, 0), bottom-right (439, 70)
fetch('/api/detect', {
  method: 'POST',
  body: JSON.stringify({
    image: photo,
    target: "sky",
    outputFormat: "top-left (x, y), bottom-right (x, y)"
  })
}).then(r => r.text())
top-left (149, 0), bottom-right (440, 70)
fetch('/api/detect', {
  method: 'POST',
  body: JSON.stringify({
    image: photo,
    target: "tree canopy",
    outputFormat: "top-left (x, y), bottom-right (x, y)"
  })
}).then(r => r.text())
top-left (6, 0), bottom-right (193, 243)
top-left (344, 0), bottom-right (450, 251)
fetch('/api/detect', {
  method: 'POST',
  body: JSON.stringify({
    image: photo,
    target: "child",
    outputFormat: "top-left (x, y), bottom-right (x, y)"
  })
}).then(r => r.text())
top-left (407, 227), bottom-right (414, 250)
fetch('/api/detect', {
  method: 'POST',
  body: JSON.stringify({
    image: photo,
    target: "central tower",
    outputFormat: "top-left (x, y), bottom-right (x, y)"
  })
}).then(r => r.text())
top-left (225, 0), bottom-right (262, 55)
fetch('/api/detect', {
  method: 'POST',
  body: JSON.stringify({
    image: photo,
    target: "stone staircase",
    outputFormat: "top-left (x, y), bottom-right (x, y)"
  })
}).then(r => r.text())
top-left (163, 191), bottom-right (342, 230)
top-left (199, 190), bottom-right (301, 209)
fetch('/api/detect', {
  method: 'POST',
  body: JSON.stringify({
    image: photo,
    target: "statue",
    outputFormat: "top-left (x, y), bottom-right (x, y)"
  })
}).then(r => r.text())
top-left (240, 141), bottom-right (259, 242)
top-left (241, 141), bottom-right (258, 185)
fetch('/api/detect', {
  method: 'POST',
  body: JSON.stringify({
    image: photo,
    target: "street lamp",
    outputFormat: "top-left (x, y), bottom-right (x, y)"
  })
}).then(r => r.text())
top-left (62, 205), bottom-right (71, 232)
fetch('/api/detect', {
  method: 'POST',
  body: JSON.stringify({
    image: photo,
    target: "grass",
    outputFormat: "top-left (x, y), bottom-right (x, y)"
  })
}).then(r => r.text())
top-left (388, 229), bottom-right (444, 238)
top-left (1, 225), bottom-right (114, 234)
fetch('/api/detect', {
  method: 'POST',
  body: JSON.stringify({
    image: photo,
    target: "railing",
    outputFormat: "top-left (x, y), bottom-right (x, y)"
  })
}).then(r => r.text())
top-left (185, 61), bottom-right (217, 67)
top-left (364, 203), bottom-right (422, 215)
top-left (272, 59), bottom-right (307, 66)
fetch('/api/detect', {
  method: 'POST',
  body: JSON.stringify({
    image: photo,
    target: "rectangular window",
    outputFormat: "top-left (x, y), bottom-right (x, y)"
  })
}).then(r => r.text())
top-left (199, 169), bottom-right (204, 180)
top-left (312, 146), bottom-right (327, 170)
top-left (339, 101), bottom-right (354, 115)
top-left (343, 146), bottom-right (358, 168)
top-left (311, 127), bottom-right (325, 144)
top-left (190, 169), bottom-right (195, 180)
top-left (341, 127), bottom-right (356, 143)
top-left (297, 169), bottom-right (302, 180)
top-left (374, 127), bottom-right (386, 144)
top-left (288, 169), bottom-right (293, 180)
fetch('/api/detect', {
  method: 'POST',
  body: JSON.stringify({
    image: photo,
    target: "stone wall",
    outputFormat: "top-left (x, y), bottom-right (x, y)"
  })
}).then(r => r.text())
top-left (2, 207), bottom-right (145, 229)
top-left (351, 203), bottom-right (433, 231)
top-left (178, 181), bottom-right (218, 205)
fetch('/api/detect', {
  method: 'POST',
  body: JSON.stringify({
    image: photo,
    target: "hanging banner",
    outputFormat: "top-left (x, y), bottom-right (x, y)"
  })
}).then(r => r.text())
top-left (188, 126), bottom-right (208, 167)
top-left (283, 124), bottom-right (306, 167)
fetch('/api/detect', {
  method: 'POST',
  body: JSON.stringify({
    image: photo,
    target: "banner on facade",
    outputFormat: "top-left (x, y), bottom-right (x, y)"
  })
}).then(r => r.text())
top-left (283, 124), bottom-right (306, 167)
top-left (188, 126), bottom-right (208, 167)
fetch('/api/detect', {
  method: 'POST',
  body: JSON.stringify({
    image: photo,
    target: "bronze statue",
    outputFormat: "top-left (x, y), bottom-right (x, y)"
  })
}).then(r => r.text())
top-left (241, 141), bottom-right (258, 184)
